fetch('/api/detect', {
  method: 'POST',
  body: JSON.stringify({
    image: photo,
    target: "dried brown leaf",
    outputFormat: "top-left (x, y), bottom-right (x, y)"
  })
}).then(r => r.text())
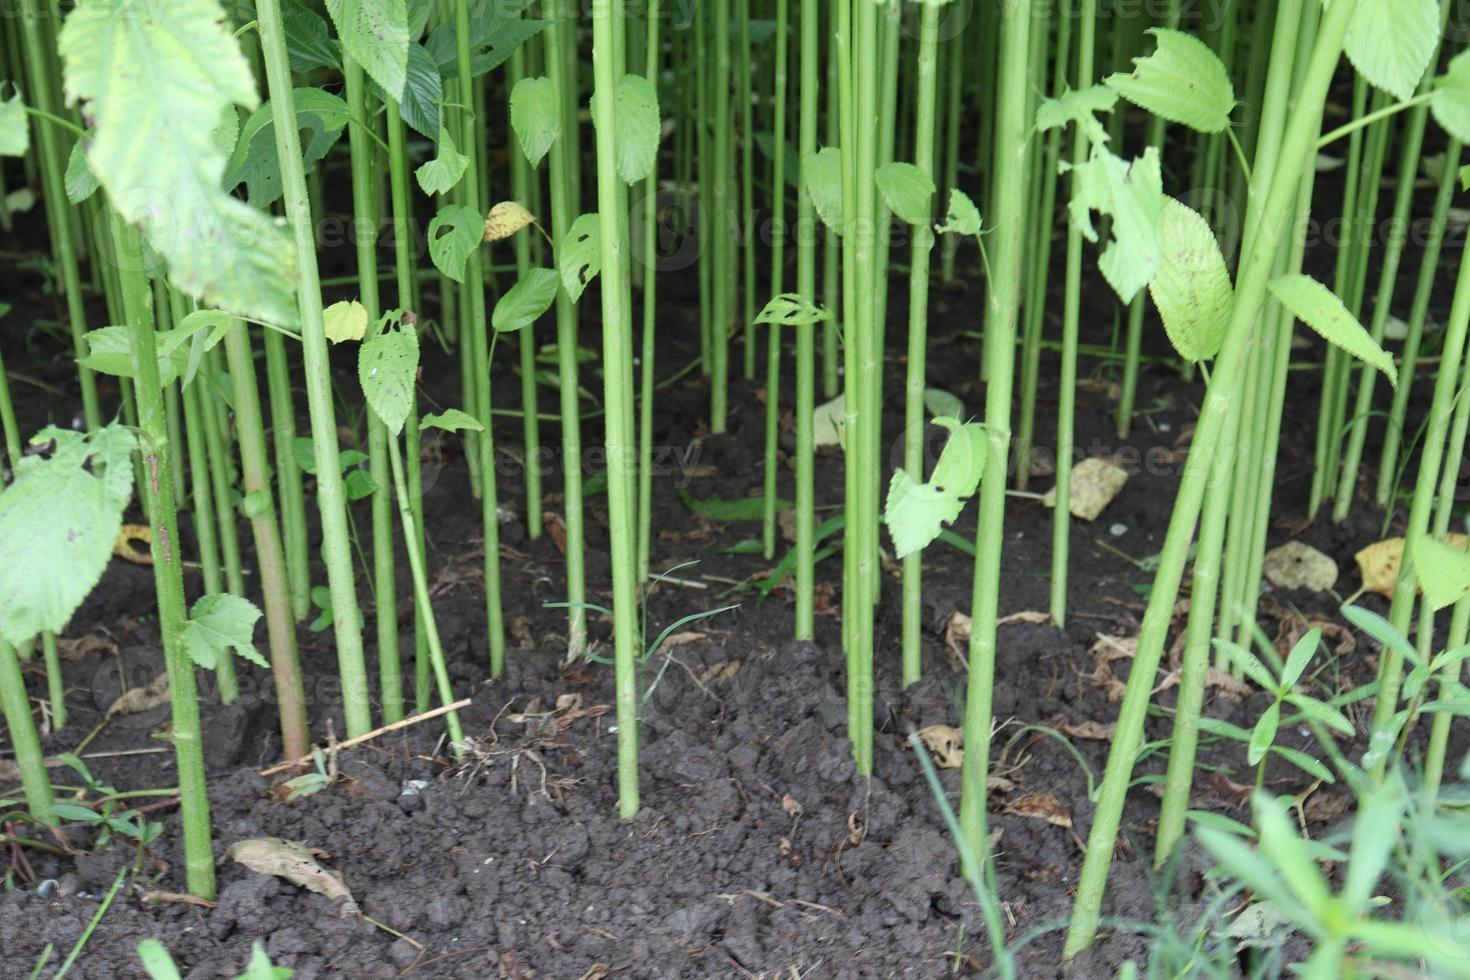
top-left (917, 724), bottom-right (965, 768)
top-left (998, 610), bottom-right (1051, 626)
top-left (1056, 719), bottom-right (1114, 740)
top-left (226, 838), bottom-right (357, 911)
top-left (106, 672), bottom-right (170, 718)
top-left (1002, 792), bottom-right (1073, 829)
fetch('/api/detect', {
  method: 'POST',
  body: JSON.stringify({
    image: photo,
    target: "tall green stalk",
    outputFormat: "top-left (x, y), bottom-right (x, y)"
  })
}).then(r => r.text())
top-left (710, 0), bottom-right (733, 430)
top-left (793, 0), bottom-right (818, 642)
top-left (509, 46), bottom-right (544, 543)
top-left (760, 0), bottom-right (789, 561)
top-left (0, 639), bottom-right (52, 825)
top-left (637, 0), bottom-right (661, 583)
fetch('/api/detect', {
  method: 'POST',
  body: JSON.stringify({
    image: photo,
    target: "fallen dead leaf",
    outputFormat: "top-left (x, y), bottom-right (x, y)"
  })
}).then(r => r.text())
top-left (778, 835), bottom-right (803, 866)
top-left (1262, 541), bottom-right (1338, 592)
top-left (779, 506), bottom-right (797, 543)
top-left (1091, 633), bottom-right (1138, 663)
top-left (1056, 719), bottom-right (1114, 740)
top-left (697, 660), bottom-right (741, 684)
top-left (945, 612), bottom-right (972, 667)
top-left (106, 673), bottom-right (170, 718)
top-left (576, 965), bottom-right (610, 980)
top-left (654, 631), bottom-right (706, 656)
top-left (1002, 792), bottom-right (1073, 829)
top-left (1356, 534), bottom-right (1468, 598)
top-left (555, 693), bottom-right (584, 713)
top-left (918, 724), bottom-right (965, 768)
top-left (998, 610), bottom-right (1051, 626)
top-left (114, 524), bottom-right (153, 565)
top-left (1043, 457), bottom-right (1128, 521)
top-left (226, 838), bottom-right (357, 911)
top-left (58, 632), bottom-right (118, 661)
top-left (544, 512), bottom-right (568, 555)
top-left (509, 616), bottom-right (534, 648)
top-left (1206, 667), bottom-right (1253, 699)
top-left (1303, 790), bottom-right (1350, 823)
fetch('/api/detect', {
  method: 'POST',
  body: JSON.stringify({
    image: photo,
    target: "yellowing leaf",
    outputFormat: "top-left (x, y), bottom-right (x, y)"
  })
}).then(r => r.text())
top-left (323, 300), bottom-right (369, 344)
top-left (1355, 534), bottom-right (1468, 598)
top-left (484, 201), bottom-right (536, 243)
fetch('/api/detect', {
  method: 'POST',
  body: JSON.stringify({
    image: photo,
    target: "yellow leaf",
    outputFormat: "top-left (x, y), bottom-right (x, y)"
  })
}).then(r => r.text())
top-left (323, 300), bottom-right (368, 344)
top-left (484, 201), bottom-right (536, 242)
top-left (1355, 534), bottom-right (1468, 598)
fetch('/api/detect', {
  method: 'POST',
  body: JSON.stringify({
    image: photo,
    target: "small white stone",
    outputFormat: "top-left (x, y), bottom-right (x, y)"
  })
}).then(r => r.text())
top-left (1109, 523), bottom-right (1127, 537)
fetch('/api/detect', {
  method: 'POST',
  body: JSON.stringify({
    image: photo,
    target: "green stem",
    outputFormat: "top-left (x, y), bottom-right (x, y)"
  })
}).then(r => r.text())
top-left (709, 0), bottom-right (733, 431)
top-left (793, 0), bottom-right (818, 642)
top-left (509, 46), bottom-right (544, 543)
top-left (636, 0), bottom-right (661, 582)
top-left (0, 639), bottom-right (53, 825)
top-left (760, 0), bottom-right (789, 562)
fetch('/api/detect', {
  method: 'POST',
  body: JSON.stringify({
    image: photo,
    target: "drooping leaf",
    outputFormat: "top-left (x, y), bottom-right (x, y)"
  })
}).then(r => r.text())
top-left (323, 299), bottom-right (370, 343)
top-left (80, 326), bottom-right (190, 386)
top-left (358, 315), bottom-right (420, 435)
top-left (483, 201), bottom-right (537, 242)
top-left (492, 268), bottom-right (560, 332)
top-left (1270, 274), bottom-right (1397, 388)
top-left (414, 126), bottom-right (467, 196)
top-left (600, 74), bottom-right (660, 184)
top-left (802, 147), bottom-right (844, 233)
top-left (753, 293), bottom-right (833, 327)
top-left (935, 188), bottom-right (981, 237)
top-left (1064, 146), bottom-right (1164, 303)
top-left (509, 75), bottom-right (560, 167)
top-left (376, 41), bottom-right (442, 142)
top-left (64, 135), bottom-right (99, 203)
top-left (224, 88), bottom-right (350, 208)
top-left (1034, 84), bottom-right (1117, 145)
top-left (1345, 0), bottom-right (1439, 102)
top-left (1415, 535), bottom-right (1470, 612)
top-left (421, 408), bottom-right (484, 432)
top-left (559, 212), bottom-right (602, 302)
top-left (883, 419), bottom-right (986, 559)
top-left (1103, 28), bottom-right (1235, 133)
top-left (1432, 50), bottom-right (1470, 143)
top-left (325, 0), bottom-right (410, 99)
top-left (427, 204), bottom-right (483, 282)
top-left (58, 0), bottom-right (298, 327)
top-left (875, 161), bottom-right (935, 225)
top-left (0, 86), bottom-right (28, 157)
top-left (1149, 196), bottom-right (1232, 361)
top-left (282, 0), bottom-right (341, 73)
top-left (182, 593), bottom-right (267, 670)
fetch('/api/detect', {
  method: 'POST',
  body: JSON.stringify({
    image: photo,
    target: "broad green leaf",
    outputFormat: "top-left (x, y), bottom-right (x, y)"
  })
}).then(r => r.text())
top-left (1415, 534), bottom-right (1470, 612)
top-left (1034, 84), bottom-right (1117, 145)
top-left (1270, 274), bottom-right (1397, 388)
top-left (358, 316), bottom-right (420, 435)
top-left (425, 0), bottom-right (548, 78)
top-left (883, 419), bottom-right (986, 559)
top-left (560, 212), bottom-right (602, 302)
top-left (80, 326), bottom-right (188, 386)
top-left (283, 0), bottom-right (341, 72)
top-left (1433, 51), bottom-right (1470, 148)
top-left (875, 161), bottom-right (935, 225)
top-left (421, 408), bottom-right (484, 432)
top-left (935, 188), bottom-right (982, 237)
top-left (323, 300), bottom-right (370, 343)
top-left (753, 293), bottom-right (833, 327)
top-left (65, 135), bottom-right (99, 204)
top-left (923, 388), bottom-right (964, 419)
top-left (224, 88), bottom-right (350, 208)
top-left (492, 268), bottom-right (560, 332)
top-left (510, 75), bottom-right (560, 167)
top-left (1148, 196), bottom-right (1231, 361)
top-left (427, 204), bottom-right (483, 283)
top-left (0, 424), bottom-right (136, 646)
top-left (182, 593), bottom-right (267, 670)
top-left (1247, 701), bottom-right (1280, 766)
top-left (59, 0), bottom-right (298, 327)
top-left (1345, 0), bottom-right (1439, 102)
top-left (0, 86), bottom-right (28, 157)
top-left (395, 43), bottom-right (443, 141)
top-left (802, 147), bottom-right (844, 233)
top-left (604, 74), bottom-right (660, 184)
top-left (415, 126), bottom-right (468, 196)
top-left (344, 469), bottom-right (377, 500)
top-left (1065, 146), bottom-right (1165, 303)
top-left (326, 0), bottom-right (410, 99)
top-left (1104, 28), bottom-right (1235, 133)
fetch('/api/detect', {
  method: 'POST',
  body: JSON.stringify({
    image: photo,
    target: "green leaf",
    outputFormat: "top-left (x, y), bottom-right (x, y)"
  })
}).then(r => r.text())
top-left (1103, 28), bottom-right (1235, 133)
top-left (241, 489), bottom-right (271, 519)
top-left (605, 74), bottom-right (660, 184)
top-left (1149, 196), bottom-right (1232, 362)
top-left (137, 940), bottom-right (184, 980)
top-left (224, 88), bottom-right (350, 208)
top-left (421, 408), bottom-right (484, 432)
top-left (1034, 84), bottom-right (1117, 145)
top-left (802, 147), bottom-right (844, 233)
top-left (427, 204), bottom-right (483, 283)
top-left (753, 293), bottom-right (833, 327)
top-left (391, 42), bottom-right (443, 141)
top-left (1270, 274), bottom-right (1397, 388)
top-left (883, 420), bottom-right (986, 559)
top-left (510, 75), bottom-right (560, 167)
top-left (425, 0), bottom-right (547, 78)
top-left (358, 315), bottom-right (420, 435)
top-left (0, 85), bottom-right (28, 157)
top-left (1341, 603), bottom-right (1419, 666)
top-left (1212, 638), bottom-right (1278, 692)
top-left (875, 161), bottom-right (935, 225)
top-left (1345, 0), bottom-right (1439, 102)
top-left (65, 135), bottom-right (99, 204)
top-left (1270, 745), bottom-right (1335, 783)
top-left (239, 941), bottom-right (293, 980)
top-left (59, 0), bottom-right (298, 327)
top-left (1195, 825), bottom-right (1292, 908)
top-left (935, 188), bottom-right (982, 237)
top-left (323, 299), bottom-right (370, 343)
top-left (492, 268), bottom-right (560, 332)
top-left (1253, 791), bottom-right (1333, 916)
top-left (1064, 146), bottom-right (1164, 303)
top-left (923, 388), bottom-right (965, 420)
top-left (1432, 51), bottom-right (1470, 143)
top-left (1281, 627), bottom-right (1321, 690)
top-left (343, 468), bottom-right (377, 500)
top-left (1284, 692), bottom-right (1356, 737)
top-left (559, 212), bottom-right (602, 302)
top-left (80, 326), bottom-right (189, 386)
top-left (1415, 534), bottom-right (1470, 612)
top-left (283, 0), bottom-right (341, 73)
top-left (326, 0), bottom-right (410, 99)
top-left (182, 593), bottom-right (267, 670)
top-left (415, 126), bottom-right (468, 196)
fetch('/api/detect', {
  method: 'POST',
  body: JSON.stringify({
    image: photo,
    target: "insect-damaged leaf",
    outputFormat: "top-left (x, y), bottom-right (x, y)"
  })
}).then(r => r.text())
top-left (59, 0), bottom-right (297, 327)
top-left (182, 593), bottom-right (267, 670)
top-left (1064, 146), bottom-right (1164, 304)
top-left (1269, 274), bottom-right (1397, 388)
top-left (935, 188), bottom-right (982, 237)
top-left (1034, 84), bottom-right (1117, 145)
top-left (875, 161), bottom-right (935, 225)
top-left (560, 212), bottom-right (602, 302)
top-left (326, 0), bottom-right (410, 100)
top-left (492, 268), bottom-right (560, 332)
top-left (1149, 196), bottom-right (1232, 362)
top-left (1345, 0), bottom-right (1439, 102)
top-left (802, 147), bottom-right (844, 233)
top-left (358, 313), bottom-right (420, 436)
top-left (1104, 29), bottom-right (1235, 133)
top-left (510, 75), bottom-right (560, 167)
top-left (753, 293), bottom-right (833, 327)
top-left (884, 418), bottom-right (986, 559)
top-left (427, 204), bottom-right (483, 282)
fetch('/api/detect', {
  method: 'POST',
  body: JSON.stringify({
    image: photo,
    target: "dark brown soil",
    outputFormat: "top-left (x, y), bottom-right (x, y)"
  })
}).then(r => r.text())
top-left (0, 181), bottom-right (1458, 979)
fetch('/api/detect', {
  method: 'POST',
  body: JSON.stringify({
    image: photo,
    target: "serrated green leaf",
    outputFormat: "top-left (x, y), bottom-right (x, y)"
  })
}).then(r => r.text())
top-left (283, 0), bottom-right (340, 72)
top-left (883, 420), bottom-right (986, 559)
top-left (323, 300), bottom-right (370, 343)
top-left (415, 126), bottom-right (467, 196)
top-left (492, 268), bottom-right (560, 332)
top-left (559, 212), bottom-right (602, 302)
top-left (421, 408), bottom-right (484, 432)
top-left (875, 161), bottom-right (935, 225)
top-left (510, 75), bottom-right (560, 167)
top-left (1415, 534), bottom-right (1470, 612)
top-left (1034, 84), bottom-right (1117, 145)
top-left (326, 0), bottom-right (410, 99)
top-left (396, 42), bottom-right (443, 141)
top-left (935, 188), bottom-right (982, 237)
top-left (59, 0), bottom-right (298, 327)
top-left (1345, 0), bottom-right (1438, 102)
top-left (358, 316), bottom-right (420, 435)
top-left (0, 86), bottom-right (28, 157)
top-left (224, 88), bottom-right (349, 208)
top-left (183, 593), bottom-right (267, 670)
top-left (1104, 28), bottom-right (1235, 133)
top-left (427, 204), bottom-right (483, 283)
top-left (602, 74), bottom-right (660, 183)
top-left (1065, 146), bottom-right (1165, 303)
top-left (65, 134), bottom-right (99, 203)
top-left (1433, 51), bottom-right (1470, 146)
top-left (1149, 196), bottom-right (1232, 361)
top-left (1270, 274), bottom-right (1397, 388)
top-left (425, 0), bottom-right (548, 78)
top-left (753, 293), bottom-right (833, 327)
top-left (802, 147), bottom-right (844, 233)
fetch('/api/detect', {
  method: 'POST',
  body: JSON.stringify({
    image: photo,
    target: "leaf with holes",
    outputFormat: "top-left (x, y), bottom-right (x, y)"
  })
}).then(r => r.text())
top-left (876, 161), bottom-right (935, 225)
top-left (1149, 197), bottom-right (1232, 361)
top-left (884, 419), bottom-right (986, 559)
top-left (358, 316), bottom-right (420, 435)
top-left (492, 268), bottom-right (560, 332)
top-left (510, 74), bottom-right (559, 167)
top-left (1270, 274), bottom-right (1397, 388)
top-left (560, 212), bottom-right (602, 302)
top-left (427, 204), bottom-right (483, 283)
top-left (424, 0), bottom-right (547, 78)
top-left (415, 126), bottom-right (467, 196)
top-left (325, 0), bottom-right (409, 99)
top-left (1035, 84), bottom-right (1117, 145)
top-left (182, 593), bottom-right (267, 670)
top-left (754, 293), bottom-right (833, 327)
top-left (1345, 0), bottom-right (1439, 102)
top-left (1064, 145), bottom-right (1164, 303)
top-left (1104, 28), bottom-right (1235, 133)
top-left (935, 188), bottom-right (981, 237)
top-left (802, 147), bottom-right (843, 233)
